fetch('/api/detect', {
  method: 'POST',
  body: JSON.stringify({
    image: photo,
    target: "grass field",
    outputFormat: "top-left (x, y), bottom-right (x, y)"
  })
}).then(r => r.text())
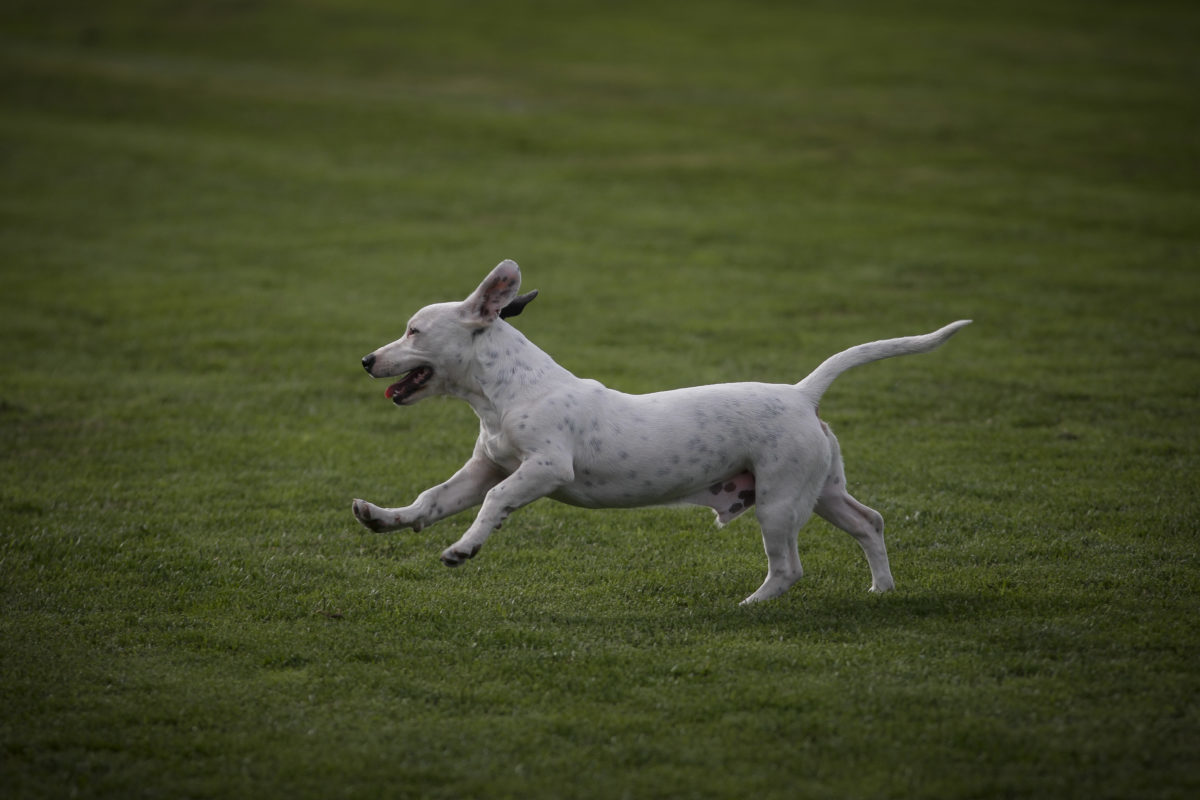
top-left (2, 1), bottom-right (1199, 797)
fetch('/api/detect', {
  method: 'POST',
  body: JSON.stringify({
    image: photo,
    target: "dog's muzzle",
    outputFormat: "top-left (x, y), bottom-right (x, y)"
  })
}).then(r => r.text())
top-left (362, 352), bottom-right (434, 404)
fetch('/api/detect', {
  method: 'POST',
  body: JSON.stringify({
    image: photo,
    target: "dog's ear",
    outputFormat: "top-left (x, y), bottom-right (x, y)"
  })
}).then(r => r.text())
top-left (499, 290), bottom-right (538, 319)
top-left (461, 259), bottom-right (522, 326)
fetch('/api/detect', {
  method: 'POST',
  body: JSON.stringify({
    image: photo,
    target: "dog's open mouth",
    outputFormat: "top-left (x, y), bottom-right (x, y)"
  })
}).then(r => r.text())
top-left (385, 366), bottom-right (434, 405)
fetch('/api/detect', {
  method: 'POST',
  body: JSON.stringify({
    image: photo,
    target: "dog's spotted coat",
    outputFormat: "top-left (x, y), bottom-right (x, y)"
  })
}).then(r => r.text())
top-left (354, 260), bottom-right (969, 603)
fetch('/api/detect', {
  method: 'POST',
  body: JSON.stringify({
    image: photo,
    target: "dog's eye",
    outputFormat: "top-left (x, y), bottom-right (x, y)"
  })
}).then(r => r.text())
top-left (407, 326), bottom-right (419, 337)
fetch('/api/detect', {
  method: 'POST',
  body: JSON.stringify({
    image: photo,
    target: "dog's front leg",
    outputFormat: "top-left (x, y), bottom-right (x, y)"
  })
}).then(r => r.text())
top-left (440, 457), bottom-right (573, 566)
top-left (352, 456), bottom-right (507, 533)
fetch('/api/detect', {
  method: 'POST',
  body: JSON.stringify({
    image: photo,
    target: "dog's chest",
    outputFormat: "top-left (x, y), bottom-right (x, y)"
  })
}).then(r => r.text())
top-left (480, 428), bottom-right (523, 473)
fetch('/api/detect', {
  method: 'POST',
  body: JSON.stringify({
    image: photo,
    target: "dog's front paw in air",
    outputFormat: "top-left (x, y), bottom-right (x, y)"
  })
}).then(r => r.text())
top-left (352, 499), bottom-right (392, 533)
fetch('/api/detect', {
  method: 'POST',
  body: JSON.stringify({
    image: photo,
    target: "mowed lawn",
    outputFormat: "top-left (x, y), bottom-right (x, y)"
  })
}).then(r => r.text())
top-left (2, 1), bottom-right (1198, 798)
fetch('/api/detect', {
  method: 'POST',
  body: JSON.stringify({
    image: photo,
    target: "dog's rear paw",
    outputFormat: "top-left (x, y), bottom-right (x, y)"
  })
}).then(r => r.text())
top-left (440, 543), bottom-right (482, 567)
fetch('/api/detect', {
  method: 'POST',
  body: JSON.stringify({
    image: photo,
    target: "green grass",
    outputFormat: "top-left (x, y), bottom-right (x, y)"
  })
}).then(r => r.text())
top-left (2, 1), bottom-right (1199, 797)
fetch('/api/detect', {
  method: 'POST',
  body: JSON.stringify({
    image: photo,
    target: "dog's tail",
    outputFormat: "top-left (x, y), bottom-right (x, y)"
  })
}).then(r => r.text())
top-left (796, 320), bottom-right (971, 404)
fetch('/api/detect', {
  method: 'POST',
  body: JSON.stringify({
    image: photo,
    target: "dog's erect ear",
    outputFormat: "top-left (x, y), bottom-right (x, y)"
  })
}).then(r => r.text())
top-left (499, 290), bottom-right (538, 319)
top-left (461, 259), bottom-right (522, 327)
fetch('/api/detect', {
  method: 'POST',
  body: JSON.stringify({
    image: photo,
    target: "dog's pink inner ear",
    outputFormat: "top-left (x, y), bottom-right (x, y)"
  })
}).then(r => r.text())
top-left (464, 261), bottom-right (522, 324)
top-left (477, 280), bottom-right (510, 320)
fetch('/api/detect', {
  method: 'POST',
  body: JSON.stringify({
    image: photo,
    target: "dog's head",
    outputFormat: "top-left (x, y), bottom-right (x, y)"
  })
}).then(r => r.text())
top-left (361, 259), bottom-right (536, 406)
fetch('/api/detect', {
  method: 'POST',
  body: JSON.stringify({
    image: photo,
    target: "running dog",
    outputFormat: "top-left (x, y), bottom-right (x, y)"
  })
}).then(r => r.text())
top-left (353, 260), bottom-right (969, 603)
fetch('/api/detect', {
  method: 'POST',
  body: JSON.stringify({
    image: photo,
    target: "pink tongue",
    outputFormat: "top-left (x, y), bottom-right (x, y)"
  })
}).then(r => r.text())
top-left (385, 382), bottom-right (402, 399)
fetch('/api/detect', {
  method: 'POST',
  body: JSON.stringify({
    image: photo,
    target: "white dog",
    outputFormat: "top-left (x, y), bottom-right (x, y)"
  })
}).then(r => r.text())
top-left (353, 260), bottom-right (968, 604)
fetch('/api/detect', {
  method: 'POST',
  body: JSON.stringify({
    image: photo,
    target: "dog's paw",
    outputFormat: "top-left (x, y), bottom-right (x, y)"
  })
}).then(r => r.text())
top-left (352, 499), bottom-right (392, 533)
top-left (440, 542), bottom-right (482, 567)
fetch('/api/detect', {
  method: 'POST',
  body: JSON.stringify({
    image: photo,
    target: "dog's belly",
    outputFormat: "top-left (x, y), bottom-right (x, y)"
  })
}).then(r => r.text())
top-left (549, 475), bottom-right (729, 509)
top-left (550, 467), bottom-right (756, 526)
top-left (549, 449), bottom-right (751, 510)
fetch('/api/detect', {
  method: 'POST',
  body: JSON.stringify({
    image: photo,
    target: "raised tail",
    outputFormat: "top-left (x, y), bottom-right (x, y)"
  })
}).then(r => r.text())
top-left (796, 320), bottom-right (971, 404)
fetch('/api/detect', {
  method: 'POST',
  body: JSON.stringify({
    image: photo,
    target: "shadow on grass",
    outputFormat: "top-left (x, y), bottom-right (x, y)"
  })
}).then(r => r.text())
top-left (521, 584), bottom-right (1005, 647)
top-left (726, 588), bottom-right (998, 634)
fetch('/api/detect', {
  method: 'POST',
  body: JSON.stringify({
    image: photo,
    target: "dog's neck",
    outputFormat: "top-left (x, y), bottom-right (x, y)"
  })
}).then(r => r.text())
top-left (452, 320), bottom-right (575, 430)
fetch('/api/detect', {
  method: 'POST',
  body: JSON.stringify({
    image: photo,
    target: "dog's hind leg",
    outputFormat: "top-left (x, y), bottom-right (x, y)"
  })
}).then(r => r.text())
top-left (738, 426), bottom-right (836, 605)
top-left (815, 489), bottom-right (892, 593)
top-left (740, 455), bottom-right (829, 605)
top-left (741, 493), bottom-right (814, 605)
top-left (813, 425), bottom-right (894, 593)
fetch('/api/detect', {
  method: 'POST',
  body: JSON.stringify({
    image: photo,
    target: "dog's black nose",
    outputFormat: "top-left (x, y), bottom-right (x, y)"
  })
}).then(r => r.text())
top-left (362, 354), bottom-right (376, 374)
